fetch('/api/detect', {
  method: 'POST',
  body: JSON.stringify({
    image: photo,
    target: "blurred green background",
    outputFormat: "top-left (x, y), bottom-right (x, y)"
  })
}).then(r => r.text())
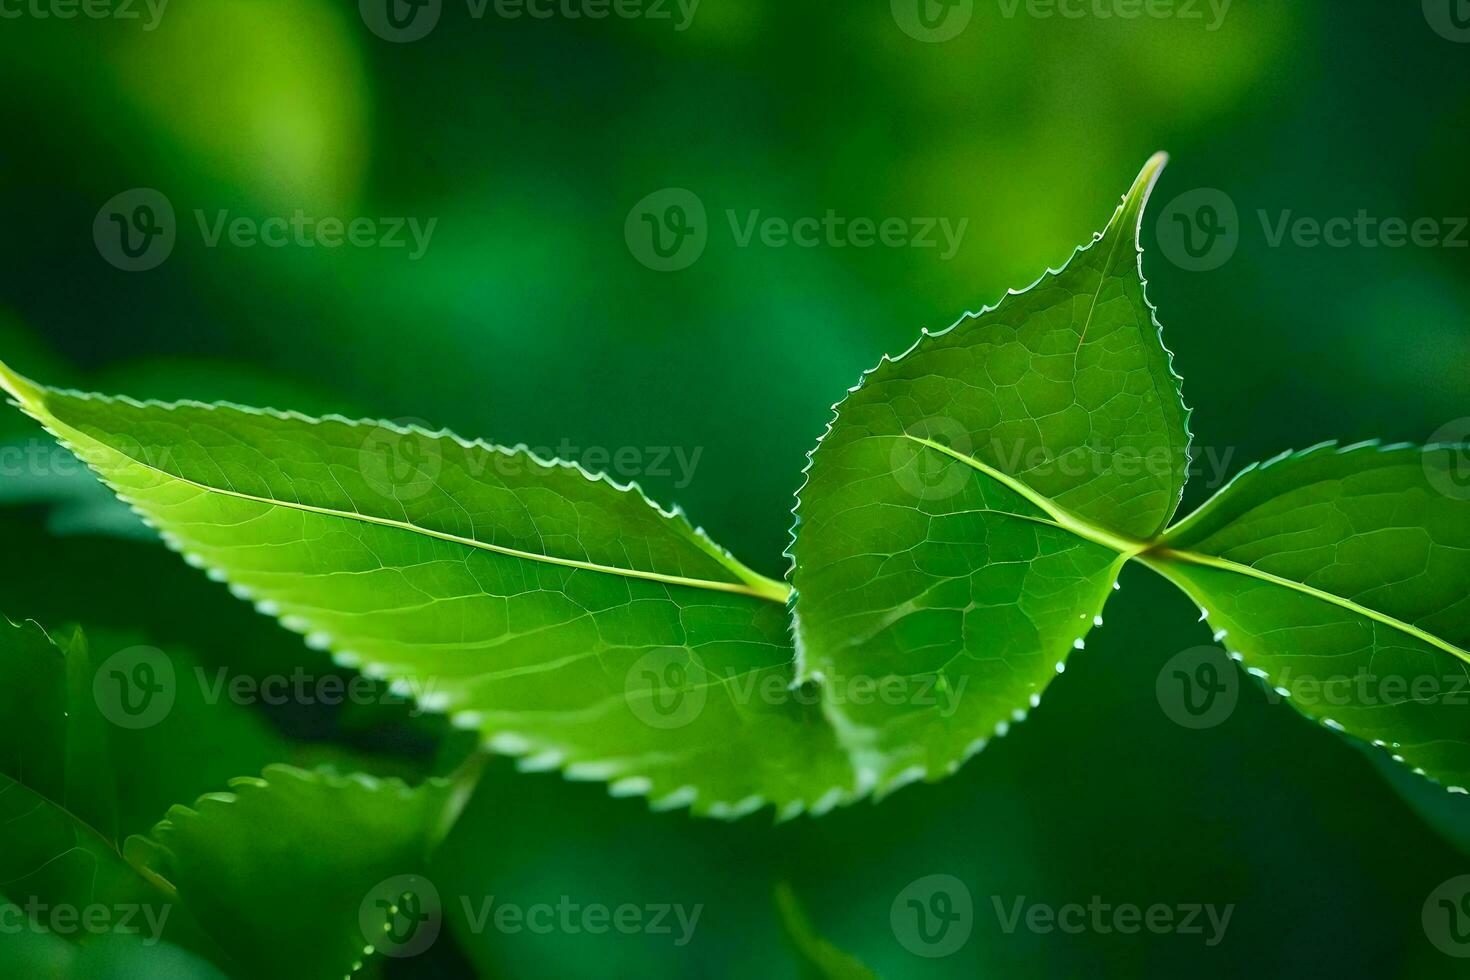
top-left (1, 1), bottom-right (1468, 976)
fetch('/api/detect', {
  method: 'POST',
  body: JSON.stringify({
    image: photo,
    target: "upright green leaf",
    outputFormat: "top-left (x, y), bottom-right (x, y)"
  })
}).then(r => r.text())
top-left (789, 154), bottom-right (1189, 792)
top-left (1145, 442), bottom-right (1470, 789)
top-left (0, 618), bottom-right (191, 956)
top-left (0, 363), bottom-right (860, 819)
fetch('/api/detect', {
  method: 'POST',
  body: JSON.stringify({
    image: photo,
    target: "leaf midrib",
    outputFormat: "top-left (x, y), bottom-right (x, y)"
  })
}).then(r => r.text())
top-left (128, 462), bottom-right (793, 603)
top-left (1145, 548), bottom-right (1470, 666)
top-left (906, 434), bottom-right (1470, 667)
top-left (3, 376), bottom-right (795, 604)
top-left (901, 434), bottom-right (1148, 556)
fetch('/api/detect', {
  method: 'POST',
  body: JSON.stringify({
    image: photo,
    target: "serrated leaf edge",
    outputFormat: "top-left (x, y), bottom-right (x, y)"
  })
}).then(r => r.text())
top-left (0, 372), bottom-right (858, 821)
top-left (782, 154), bottom-right (1190, 793)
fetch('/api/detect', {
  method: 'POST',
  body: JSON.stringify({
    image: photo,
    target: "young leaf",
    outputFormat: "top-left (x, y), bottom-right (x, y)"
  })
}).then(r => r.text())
top-left (789, 153), bottom-right (1189, 792)
top-left (0, 363), bottom-right (861, 819)
top-left (1144, 442), bottom-right (1470, 790)
top-left (127, 765), bottom-right (456, 980)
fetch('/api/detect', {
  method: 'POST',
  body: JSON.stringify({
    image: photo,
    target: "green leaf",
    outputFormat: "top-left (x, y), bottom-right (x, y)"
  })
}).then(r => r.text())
top-left (0, 617), bottom-right (191, 953)
top-left (1, 616), bottom-right (461, 975)
top-left (1145, 441), bottom-right (1470, 790)
top-left (773, 882), bottom-right (877, 980)
top-left (789, 154), bottom-right (1189, 792)
top-left (127, 764), bottom-right (456, 980)
top-left (0, 362), bottom-right (860, 819)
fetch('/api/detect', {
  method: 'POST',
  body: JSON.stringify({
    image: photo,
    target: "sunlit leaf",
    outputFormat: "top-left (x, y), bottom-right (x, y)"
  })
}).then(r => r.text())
top-left (788, 154), bottom-right (1189, 792)
top-left (0, 363), bottom-right (859, 819)
top-left (1146, 442), bottom-right (1470, 790)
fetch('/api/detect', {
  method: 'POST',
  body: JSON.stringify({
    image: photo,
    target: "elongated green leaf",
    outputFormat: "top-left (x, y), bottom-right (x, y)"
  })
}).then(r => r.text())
top-left (127, 765), bottom-right (455, 980)
top-left (789, 154), bottom-right (1189, 792)
top-left (1145, 441), bottom-right (1470, 789)
top-left (0, 364), bottom-right (860, 819)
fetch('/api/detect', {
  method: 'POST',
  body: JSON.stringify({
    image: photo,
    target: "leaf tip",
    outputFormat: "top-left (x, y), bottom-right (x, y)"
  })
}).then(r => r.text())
top-left (0, 357), bottom-right (43, 409)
